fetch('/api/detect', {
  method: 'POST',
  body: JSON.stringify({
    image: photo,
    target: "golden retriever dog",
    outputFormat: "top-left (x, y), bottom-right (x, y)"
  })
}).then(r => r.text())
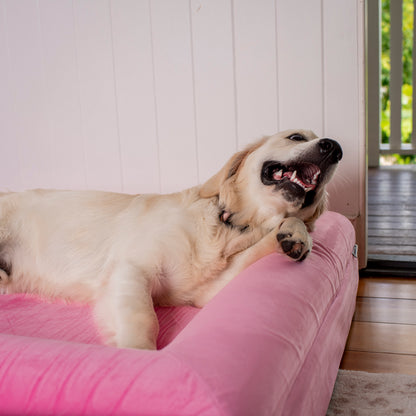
top-left (0, 129), bottom-right (342, 349)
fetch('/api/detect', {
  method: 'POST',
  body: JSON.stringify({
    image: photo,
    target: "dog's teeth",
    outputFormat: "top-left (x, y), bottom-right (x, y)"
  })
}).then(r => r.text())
top-left (289, 171), bottom-right (306, 190)
top-left (312, 171), bottom-right (320, 185)
top-left (293, 177), bottom-right (303, 188)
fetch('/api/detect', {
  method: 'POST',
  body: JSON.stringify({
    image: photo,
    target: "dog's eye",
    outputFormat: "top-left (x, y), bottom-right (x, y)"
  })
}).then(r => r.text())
top-left (287, 133), bottom-right (306, 142)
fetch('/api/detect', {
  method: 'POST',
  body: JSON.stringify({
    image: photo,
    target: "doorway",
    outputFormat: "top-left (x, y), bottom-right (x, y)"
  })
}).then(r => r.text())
top-left (366, 0), bottom-right (416, 275)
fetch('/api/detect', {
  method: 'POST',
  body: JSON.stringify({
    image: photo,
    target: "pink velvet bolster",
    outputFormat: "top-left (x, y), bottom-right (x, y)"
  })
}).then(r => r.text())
top-left (0, 211), bottom-right (358, 415)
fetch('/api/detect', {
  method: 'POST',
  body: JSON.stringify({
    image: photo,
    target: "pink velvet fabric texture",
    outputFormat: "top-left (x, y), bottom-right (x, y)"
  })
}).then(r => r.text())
top-left (0, 211), bottom-right (358, 415)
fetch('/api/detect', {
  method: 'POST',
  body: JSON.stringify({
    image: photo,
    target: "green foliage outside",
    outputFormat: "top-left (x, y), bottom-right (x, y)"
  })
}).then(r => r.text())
top-left (381, 0), bottom-right (416, 164)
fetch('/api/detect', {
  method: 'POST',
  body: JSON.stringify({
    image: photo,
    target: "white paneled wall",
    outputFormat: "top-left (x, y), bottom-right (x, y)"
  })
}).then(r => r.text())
top-left (0, 0), bottom-right (365, 220)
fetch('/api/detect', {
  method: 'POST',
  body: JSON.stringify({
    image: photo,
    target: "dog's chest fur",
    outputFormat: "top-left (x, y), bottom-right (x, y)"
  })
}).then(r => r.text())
top-left (140, 191), bottom-right (267, 305)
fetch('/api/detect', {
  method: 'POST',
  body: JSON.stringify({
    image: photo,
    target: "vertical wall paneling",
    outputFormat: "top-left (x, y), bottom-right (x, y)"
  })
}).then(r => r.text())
top-left (323, 0), bottom-right (361, 217)
top-left (4, 1), bottom-right (54, 189)
top-left (73, 0), bottom-right (122, 192)
top-left (190, 0), bottom-right (237, 183)
top-left (232, 0), bottom-right (279, 147)
top-left (276, 0), bottom-right (324, 134)
top-left (39, 0), bottom-right (86, 190)
top-left (150, 0), bottom-right (198, 193)
top-left (0, 0), bottom-right (21, 190)
top-left (0, 0), bottom-right (365, 247)
top-left (110, 0), bottom-right (160, 194)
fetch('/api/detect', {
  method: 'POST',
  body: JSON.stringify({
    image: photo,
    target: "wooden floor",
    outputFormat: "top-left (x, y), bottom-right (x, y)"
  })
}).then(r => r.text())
top-left (339, 168), bottom-right (416, 373)
top-left (340, 277), bottom-right (416, 374)
top-left (368, 167), bottom-right (416, 262)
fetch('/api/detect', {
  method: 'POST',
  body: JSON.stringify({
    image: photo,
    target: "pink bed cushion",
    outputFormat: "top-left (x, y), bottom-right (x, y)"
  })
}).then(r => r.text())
top-left (0, 211), bottom-right (358, 416)
top-left (0, 295), bottom-right (199, 349)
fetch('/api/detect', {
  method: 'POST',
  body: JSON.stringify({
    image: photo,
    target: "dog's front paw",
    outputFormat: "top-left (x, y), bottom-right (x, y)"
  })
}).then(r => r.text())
top-left (277, 217), bottom-right (312, 261)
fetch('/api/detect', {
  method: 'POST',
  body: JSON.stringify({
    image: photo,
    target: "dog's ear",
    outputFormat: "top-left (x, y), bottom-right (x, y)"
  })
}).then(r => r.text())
top-left (199, 149), bottom-right (249, 198)
top-left (199, 138), bottom-right (267, 198)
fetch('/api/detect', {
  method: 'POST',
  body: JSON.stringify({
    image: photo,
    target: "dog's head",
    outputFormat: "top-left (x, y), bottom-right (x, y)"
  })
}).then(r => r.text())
top-left (200, 129), bottom-right (342, 230)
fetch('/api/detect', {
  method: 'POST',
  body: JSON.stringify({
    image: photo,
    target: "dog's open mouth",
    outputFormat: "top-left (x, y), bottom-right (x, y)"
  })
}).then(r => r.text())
top-left (262, 162), bottom-right (321, 193)
top-left (260, 138), bottom-right (342, 207)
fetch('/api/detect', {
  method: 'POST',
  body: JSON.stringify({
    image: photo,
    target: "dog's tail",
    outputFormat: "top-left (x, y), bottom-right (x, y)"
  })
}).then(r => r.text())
top-left (0, 192), bottom-right (13, 288)
top-left (0, 269), bottom-right (10, 285)
top-left (0, 259), bottom-right (11, 290)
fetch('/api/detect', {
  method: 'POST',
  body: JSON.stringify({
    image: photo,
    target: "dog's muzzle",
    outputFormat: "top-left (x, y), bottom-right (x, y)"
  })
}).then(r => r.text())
top-left (260, 137), bottom-right (343, 198)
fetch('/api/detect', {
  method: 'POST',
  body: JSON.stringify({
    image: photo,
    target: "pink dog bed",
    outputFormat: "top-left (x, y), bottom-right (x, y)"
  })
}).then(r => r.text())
top-left (0, 211), bottom-right (358, 416)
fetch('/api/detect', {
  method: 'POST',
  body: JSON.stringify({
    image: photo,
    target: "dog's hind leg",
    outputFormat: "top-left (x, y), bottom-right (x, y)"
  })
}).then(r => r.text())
top-left (94, 263), bottom-right (159, 350)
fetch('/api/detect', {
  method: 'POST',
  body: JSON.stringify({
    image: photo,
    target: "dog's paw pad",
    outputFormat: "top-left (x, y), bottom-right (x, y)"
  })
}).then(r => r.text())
top-left (277, 232), bottom-right (291, 242)
top-left (277, 234), bottom-right (309, 261)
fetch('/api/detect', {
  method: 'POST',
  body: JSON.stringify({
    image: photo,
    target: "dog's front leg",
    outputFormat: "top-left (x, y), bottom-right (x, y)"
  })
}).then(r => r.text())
top-left (276, 216), bottom-right (312, 261)
top-left (95, 263), bottom-right (159, 350)
top-left (193, 230), bottom-right (281, 307)
top-left (193, 217), bottom-right (312, 307)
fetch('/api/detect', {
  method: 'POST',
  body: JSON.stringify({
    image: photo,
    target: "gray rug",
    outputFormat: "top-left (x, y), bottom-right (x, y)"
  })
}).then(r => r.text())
top-left (326, 370), bottom-right (416, 415)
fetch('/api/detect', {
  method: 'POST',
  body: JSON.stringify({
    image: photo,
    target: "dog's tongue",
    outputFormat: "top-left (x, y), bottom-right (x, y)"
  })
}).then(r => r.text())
top-left (302, 164), bottom-right (320, 182)
top-left (282, 166), bottom-right (320, 191)
top-left (273, 170), bottom-right (283, 180)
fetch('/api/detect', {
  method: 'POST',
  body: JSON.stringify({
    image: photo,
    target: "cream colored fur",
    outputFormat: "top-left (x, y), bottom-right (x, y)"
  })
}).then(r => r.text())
top-left (0, 129), bottom-right (340, 349)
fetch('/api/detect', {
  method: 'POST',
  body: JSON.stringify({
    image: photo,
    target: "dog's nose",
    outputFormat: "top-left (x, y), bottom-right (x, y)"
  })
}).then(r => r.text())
top-left (318, 138), bottom-right (343, 162)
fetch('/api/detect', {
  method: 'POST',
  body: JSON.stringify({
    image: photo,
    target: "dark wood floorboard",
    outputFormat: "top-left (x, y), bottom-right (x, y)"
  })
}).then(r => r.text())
top-left (357, 277), bottom-right (416, 298)
top-left (368, 167), bottom-right (416, 261)
top-left (353, 297), bottom-right (416, 325)
top-left (340, 277), bottom-right (416, 374)
top-left (340, 170), bottom-right (416, 372)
